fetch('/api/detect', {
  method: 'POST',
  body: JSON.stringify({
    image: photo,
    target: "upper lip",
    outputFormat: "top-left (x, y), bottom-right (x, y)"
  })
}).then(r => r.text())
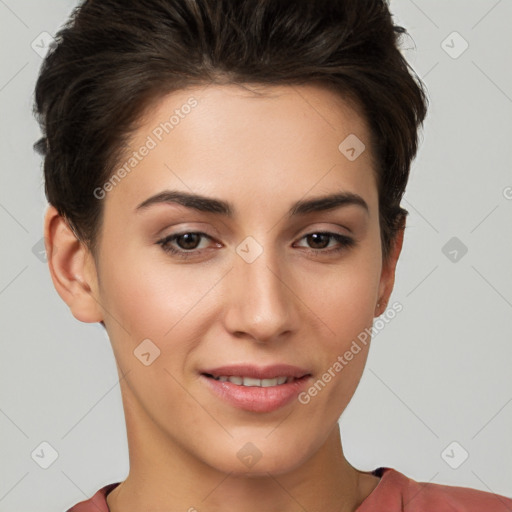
top-left (201, 364), bottom-right (311, 380)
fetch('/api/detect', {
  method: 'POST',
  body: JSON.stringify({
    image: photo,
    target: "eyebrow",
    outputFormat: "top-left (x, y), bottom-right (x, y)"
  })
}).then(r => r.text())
top-left (135, 190), bottom-right (369, 217)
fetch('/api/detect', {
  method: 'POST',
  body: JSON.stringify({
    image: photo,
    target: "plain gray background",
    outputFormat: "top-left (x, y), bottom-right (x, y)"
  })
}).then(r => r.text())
top-left (1, 0), bottom-right (511, 510)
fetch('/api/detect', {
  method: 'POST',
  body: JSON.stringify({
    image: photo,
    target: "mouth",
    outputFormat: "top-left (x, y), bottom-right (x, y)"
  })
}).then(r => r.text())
top-left (202, 374), bottom-right (302, 387)
top-left (199, 364), bottom-right (312, 413)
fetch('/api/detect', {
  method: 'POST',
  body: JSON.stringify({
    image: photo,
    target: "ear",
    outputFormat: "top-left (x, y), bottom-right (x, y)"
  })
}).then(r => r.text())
top-left (43, 205), bottom-right (104, 323)
top-left (375, 219), bottom-right (405, 317)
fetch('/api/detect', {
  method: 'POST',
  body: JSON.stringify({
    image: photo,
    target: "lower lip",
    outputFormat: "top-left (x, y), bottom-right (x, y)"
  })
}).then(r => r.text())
top-left (200, 374), bottom-right (311, 413)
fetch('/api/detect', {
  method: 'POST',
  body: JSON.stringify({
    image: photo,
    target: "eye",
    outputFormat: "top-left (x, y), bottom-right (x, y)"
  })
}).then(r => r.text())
top-left (156, 231), bottom-right (219, 259)
top-left (294, 232), bottom-right (355, 255)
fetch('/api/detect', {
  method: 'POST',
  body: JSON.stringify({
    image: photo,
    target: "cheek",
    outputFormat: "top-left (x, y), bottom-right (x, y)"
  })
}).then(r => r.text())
top-left (98, 241), bottom-right (221, 336)
top-left (297, 279), bottom-right (376, 420)
top-left (97, 245), bottom-right (234, 382)
top-left (308, 278), bottom-right (375, 398)
top-left (304, 255), bottom-right (381, 343)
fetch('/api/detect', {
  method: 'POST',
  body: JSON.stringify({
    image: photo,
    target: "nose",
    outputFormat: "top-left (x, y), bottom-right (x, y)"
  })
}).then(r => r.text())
top-left (222, 243), bottom-right (300, 344)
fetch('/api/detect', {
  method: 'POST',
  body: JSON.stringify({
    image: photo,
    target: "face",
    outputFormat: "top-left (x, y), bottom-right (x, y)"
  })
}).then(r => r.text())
top-left (88, 83), bottom-right (391, 475)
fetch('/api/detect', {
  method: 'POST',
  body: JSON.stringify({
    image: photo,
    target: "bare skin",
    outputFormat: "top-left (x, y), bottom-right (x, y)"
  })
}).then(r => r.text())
top-left (45, 83), bottom-right (403, 511)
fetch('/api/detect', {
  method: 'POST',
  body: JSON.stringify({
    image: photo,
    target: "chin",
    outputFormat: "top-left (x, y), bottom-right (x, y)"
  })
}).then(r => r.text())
top-left (199, 434), bottom-right (315, 477)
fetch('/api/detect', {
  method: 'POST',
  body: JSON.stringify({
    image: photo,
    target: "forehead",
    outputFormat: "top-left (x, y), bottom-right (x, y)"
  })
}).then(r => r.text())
top-left (137, 81), bottom-right (371, 148)
top-left (106, 82), bottom-right (377, 214)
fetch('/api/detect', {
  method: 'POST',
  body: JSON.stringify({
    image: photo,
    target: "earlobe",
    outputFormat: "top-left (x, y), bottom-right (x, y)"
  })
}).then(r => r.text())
top-left (43, 205), bottom-right (104, 323)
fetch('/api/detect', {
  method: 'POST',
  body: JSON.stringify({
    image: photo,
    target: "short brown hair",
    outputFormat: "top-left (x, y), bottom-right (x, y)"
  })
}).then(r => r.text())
top-left (33, 0), bottom-right (429, 263)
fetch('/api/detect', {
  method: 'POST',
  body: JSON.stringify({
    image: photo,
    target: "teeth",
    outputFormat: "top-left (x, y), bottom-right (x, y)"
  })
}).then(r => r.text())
top-left (243, 377), bottom-right (261, 386)
top-left (212, 375), bottom-right (294, 386)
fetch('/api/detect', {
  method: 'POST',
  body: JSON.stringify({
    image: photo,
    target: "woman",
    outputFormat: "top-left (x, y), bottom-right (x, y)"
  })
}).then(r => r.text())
top-left (33, 0), bottom-right (512, 510)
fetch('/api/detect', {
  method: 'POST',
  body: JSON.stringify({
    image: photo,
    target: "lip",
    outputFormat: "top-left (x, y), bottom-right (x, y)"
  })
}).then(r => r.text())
top-left (199, 364), bottom-right (312, 413)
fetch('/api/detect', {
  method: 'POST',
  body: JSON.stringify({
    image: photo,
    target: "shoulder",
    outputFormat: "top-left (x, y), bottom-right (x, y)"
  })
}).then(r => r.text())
top-left (65, 482), bottom-right (121, 512)
top-left (358, 467), bottom-right (512, 512)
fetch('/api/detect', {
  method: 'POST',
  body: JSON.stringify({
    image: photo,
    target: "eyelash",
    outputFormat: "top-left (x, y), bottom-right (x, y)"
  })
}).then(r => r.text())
top-left (156, 231), bottom-right (356, 260)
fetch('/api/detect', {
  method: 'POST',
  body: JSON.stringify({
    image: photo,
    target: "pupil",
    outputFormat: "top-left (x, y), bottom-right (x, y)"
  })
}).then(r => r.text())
top-left (308, 233), bottom-right (329, 249)
top-left (178, 233), bottom-right (200, 250)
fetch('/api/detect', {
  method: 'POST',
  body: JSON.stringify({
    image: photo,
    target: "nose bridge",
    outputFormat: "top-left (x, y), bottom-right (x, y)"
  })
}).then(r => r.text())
top-left (224, 237), bottom-right (298, 341)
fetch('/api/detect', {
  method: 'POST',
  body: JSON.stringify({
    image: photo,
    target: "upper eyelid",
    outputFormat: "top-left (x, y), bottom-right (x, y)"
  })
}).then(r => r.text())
top-left (158, 220), bottom-right (353, 238)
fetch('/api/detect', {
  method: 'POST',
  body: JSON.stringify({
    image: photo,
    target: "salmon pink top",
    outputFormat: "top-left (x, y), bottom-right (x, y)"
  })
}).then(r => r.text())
top-left (66, 467), bottom-right (512, 511)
